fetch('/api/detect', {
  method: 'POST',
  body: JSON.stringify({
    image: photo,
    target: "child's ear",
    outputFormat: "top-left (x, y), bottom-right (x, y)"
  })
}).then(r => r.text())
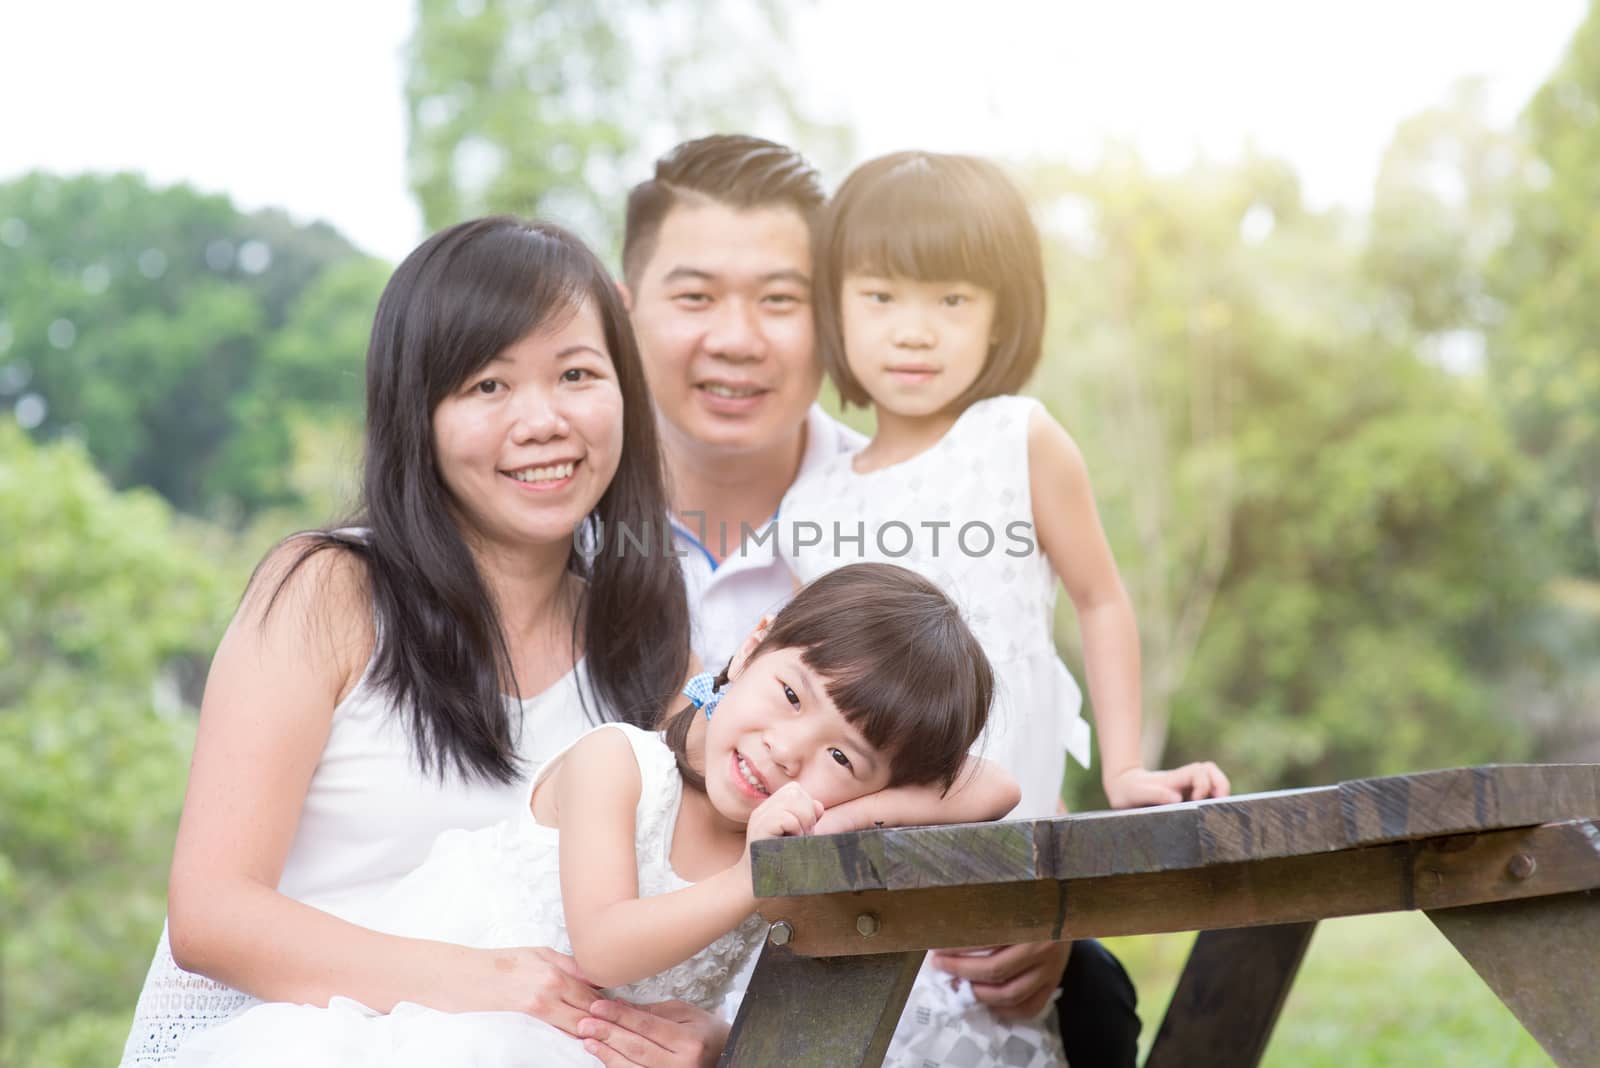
top-left (616, 280), bottom-right (634, 313)
top-left (727, 616), bottom-right (774, 680)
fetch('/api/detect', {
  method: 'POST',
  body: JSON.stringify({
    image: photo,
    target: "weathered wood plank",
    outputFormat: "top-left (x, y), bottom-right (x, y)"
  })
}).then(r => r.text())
top-left (761, 844), bottom-right (1401, 956)
top-left (1049, 803), bottom-right (1206, 879)
top-left (758, 823), bottom-right (1600, 957)
top-left (1145, 923), bottom-right (1316, 1068)
top-left (719, 943), bottom-right (923, 1068)
top-left (879, 820), bottom-right (1051, 892)
top-left (1427, 889), bottom-right (1600, 1068)
top-left (751, 820), bottom-right (1043, 897)
top-left (1340, 765), bottom-right (1600, 846)
top-left (1412, 820), bottom-right (1600, 910)
top-left (751, 766), bottom-right (1600, 897)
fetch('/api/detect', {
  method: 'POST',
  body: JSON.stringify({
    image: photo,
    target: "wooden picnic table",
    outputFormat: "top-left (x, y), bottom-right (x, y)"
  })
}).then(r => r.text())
top-left (718, 763), bottom-right (1600, 1067)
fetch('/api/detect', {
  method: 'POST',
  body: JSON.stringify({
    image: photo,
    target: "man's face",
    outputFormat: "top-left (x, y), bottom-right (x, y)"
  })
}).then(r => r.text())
top-left (626, 201), bottom-right (822, 457)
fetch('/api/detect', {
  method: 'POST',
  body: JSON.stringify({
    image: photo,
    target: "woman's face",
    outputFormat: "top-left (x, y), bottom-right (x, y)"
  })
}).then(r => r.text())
top-left (432, 298), bottom-right (624, 558)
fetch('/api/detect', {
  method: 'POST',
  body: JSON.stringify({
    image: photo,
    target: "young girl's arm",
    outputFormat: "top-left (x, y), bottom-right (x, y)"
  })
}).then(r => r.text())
top-left (166, 541), bottom-right (598, 1027)
top-left (1029, 407), bottom-right (1230, 808)
top-left (556, 732), bottom-right (822, 989)
top-left (811, 756), bottom-right (1020, 835)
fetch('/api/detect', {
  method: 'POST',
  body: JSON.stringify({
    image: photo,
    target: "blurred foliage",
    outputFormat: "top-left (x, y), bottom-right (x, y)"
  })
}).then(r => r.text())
top-left (1034, 147), bottom-right (1547, 800)
top-left (1492, 1), bottom-right (1600, 581)
top-left (0, 172), bottom-right (381, 524)
top-left (0, 421), bottom-right (240, 1067)
top-left (405, 0), bottom-right (852, 254)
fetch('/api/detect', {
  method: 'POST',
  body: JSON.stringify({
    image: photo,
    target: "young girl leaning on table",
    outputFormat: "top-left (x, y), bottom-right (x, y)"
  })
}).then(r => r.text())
top-left (179, 563), bottom-right (1019, 1068)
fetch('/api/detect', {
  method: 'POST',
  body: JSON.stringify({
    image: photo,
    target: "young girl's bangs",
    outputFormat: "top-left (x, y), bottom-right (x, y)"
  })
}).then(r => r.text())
top-left (836, 159), bottom-right (1016, 289)
top-left (761, 564), bottom-right (992, 792)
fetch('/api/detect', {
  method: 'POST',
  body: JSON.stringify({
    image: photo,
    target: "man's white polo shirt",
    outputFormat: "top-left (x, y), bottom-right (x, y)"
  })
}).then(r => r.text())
top-left (669, 405), bottom-right (866, 672)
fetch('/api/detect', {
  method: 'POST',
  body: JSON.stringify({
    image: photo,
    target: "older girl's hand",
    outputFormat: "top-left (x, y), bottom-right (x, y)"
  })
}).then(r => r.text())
top-left (1104, 762), bottom-right (1230, 809)
top-left (578, 998), bottom-right (729, 1067)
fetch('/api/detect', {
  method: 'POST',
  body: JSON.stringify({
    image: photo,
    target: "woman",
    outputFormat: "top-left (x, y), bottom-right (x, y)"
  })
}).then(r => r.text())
top-left (122, 217), bottom-right (718, 1066)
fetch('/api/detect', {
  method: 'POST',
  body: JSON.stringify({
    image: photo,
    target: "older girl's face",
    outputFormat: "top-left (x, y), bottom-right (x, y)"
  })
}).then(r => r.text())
top-left (432, 299), bottom-right (623, 556)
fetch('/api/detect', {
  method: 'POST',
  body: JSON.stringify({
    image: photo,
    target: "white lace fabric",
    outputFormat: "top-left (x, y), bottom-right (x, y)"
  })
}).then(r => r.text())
top-left (781, 394), bottom-right (1092, 820)
top-left (121, 931), bottom-right (260, 1065)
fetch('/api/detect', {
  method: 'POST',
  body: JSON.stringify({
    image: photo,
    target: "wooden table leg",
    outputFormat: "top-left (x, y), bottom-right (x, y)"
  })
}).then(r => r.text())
top-left (719, 943), bottom-right (924, 1067)
top-left (1144, 922), bottom-right (1316, 1068)
top-left (1426, 889), bottom-right (1599, 1068)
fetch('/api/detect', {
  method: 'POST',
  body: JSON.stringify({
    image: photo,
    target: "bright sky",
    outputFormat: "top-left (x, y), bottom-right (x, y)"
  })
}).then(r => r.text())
top-left (0, 0), bottom-right (1587, 263)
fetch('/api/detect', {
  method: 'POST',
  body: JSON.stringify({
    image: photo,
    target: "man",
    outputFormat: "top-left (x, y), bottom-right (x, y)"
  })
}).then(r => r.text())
top-left (603, 134), bottom-right (1141, 1067)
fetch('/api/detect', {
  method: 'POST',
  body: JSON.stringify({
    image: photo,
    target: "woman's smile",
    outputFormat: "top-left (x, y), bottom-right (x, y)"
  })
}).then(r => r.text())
top-left (502, 458), bottom-right (581, 492)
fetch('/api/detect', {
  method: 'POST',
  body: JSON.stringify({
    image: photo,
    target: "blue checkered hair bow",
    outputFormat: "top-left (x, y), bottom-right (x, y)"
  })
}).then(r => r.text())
top-left (682, 671), bottom-right (724, 719)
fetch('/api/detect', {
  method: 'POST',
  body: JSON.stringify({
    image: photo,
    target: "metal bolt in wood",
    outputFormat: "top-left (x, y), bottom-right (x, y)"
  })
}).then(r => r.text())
top-left (856, 912), bottom-right (880, 938)
top-left (1506, 853), bottom-right (1536, 880)
top-left (767, 920), bottom-right (794, 946)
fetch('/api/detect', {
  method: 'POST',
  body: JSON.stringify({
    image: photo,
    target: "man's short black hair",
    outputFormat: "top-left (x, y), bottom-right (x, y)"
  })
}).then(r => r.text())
top-left (622, 134), bottom-right (825, 285)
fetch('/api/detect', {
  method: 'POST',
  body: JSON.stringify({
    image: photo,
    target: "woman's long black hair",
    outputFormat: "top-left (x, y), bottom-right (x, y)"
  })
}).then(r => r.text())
top-left (271, 217), bottom-right (688, 783)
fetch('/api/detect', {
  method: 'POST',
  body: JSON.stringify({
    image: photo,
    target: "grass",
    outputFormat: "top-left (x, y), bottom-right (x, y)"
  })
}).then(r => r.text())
top-left (1106, 912), bottom-right (1554, 1067)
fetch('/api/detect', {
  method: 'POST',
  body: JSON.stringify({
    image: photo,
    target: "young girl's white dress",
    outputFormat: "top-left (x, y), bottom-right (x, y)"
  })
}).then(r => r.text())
top-left (781, 394), bottom-right (1085, 1067)
top-left (176, 723), bottom-right (766, 1068)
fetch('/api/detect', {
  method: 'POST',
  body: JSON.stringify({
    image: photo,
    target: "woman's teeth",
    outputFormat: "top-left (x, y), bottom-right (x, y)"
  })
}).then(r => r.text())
top-left (510, 462), bottom-right (574, 483)
top-left (736, 753), bottom-right (769, 796)
top-left (703, 384), bottom-right (761, 398)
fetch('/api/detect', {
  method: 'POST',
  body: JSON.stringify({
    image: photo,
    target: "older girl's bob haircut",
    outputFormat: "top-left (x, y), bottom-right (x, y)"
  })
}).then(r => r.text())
top-left (813, 151), bottom-right (1047, 410)
top-left (664, 562), bottom-right (993, 795)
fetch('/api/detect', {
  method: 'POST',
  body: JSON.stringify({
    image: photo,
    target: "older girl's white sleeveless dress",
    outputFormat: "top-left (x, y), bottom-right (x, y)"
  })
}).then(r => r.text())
top-left (781, 394), bottom-right (1092, 820)
top-left (118, 659), bottom-right (594, 1065)
top-left (781, 394), bottom-right (1084, 1067)
top-left (174, 723), bottom-right (765, 1068)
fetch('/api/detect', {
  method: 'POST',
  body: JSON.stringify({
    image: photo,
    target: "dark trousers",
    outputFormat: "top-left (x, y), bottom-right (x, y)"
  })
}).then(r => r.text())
top-left (1058, 939), bottom-right (1141, 1067)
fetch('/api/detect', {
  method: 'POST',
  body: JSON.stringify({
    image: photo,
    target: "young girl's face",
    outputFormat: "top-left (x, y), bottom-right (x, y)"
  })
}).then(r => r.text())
top-left (701, 645), bottom-right (895, 824)
top-left (839, 273), bottom-right (997, 418)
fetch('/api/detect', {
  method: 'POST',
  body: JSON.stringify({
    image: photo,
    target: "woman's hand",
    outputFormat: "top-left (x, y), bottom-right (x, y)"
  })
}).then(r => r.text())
top-left (478, 946), bottom-right (600, 1034)
top-left (578, 998), bottom-right (729, 1067)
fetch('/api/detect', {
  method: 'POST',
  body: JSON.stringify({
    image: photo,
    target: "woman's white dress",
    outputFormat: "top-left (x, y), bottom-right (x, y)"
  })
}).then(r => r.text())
top-left (175, 723), bottom-right (766, 1067)
top-left (119, 659), bottom-right (594, 1065)
top-left (781, 394), bottom-right (1085, 1067)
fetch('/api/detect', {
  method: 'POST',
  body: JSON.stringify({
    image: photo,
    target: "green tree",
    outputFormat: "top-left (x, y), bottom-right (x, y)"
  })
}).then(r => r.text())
top-left (0, 172), bottom-right (370, 522)
top-left (405, 0), bottom-right (849, 250)
top-left (1366, 79), bottom-right (1526, 339)
top-left (1492, 0), bottom-right (1600, 580)
top-left (0, 420), bottom-right (238, 1067)
top-left (1028, 150), bottom-right (1542, 798)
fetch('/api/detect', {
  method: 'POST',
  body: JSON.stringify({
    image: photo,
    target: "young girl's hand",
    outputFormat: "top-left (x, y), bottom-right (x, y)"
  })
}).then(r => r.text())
top-left (744, 782), bottom-right (824, 850)
top-left (1104, 763), bottom-right (1230, 809)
